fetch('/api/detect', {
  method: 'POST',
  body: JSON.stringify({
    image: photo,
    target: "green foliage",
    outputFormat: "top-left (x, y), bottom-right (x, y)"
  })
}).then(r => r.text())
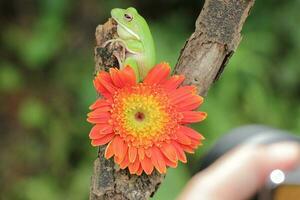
top-left (0, 0), bottom-right (300, 199)
top-left (0, 62), bottom-right (23, 92)
top-left (18, 98), bottom-right (48, 128)
top-left (152, 164), bottom-right (190, 200)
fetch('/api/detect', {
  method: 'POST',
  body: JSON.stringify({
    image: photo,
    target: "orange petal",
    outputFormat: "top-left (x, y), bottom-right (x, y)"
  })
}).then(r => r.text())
top-left (104, 141), bottom-right (114, 159)
top-left (93, 78), bottom-right (110, 98)
top-left (140, 156), bottom-right (154, 175)
top-left (98, 76), bottom-right (117, 95)
top-left (110, 68), bottom-right (125, 88)
top-left (161, 143), bottom-right (178, 163)
top-left (151, 147), bottom-right (167, 174)
top-left (136, 165), bottom-right (143, 176)
top-left (170, 91), bottom-right (192, 105)
top-left (89, 124), bottom-right (113, 139)
top-left (163, 154), bottom-right (178, 168)
top-left (172, 141), bottom-right (187, 163)
top-left (90, 105), bottom-right (111, 113)
top-left (138, 148), bottom-right (145, 161)
top-left (161, 75), bottom-right (185, 91)
top-left (128, 158), bottom-right (140, 174)
top-left (87, 112), bottom-right (111, 124)
top-left (179, 126), bottom-right (205, 140)
top-left (145, 148), bottom-right (152, 157)
top-left (119, 143), bottom-right (128, 164)
top-left (191, 138), bottom-right (202, 147)
top-left (128, 146), bottom-right (137, 163)
top-left (180, 144), bottom-right (195, 154)
top-left (87, 109), bottom-right (110, 118)
top-left (143, 62), bottom-right (171, 85)
top-left (119, 153), bottom-right (130, 169)
top-left (122, 66), bottom-right (136, 85)
top-left (183, 85), bottom-right (197, 94)
top-left (93, 72), bottom-right (115, 98)
top-left (114, 155), bottom-right (122, 164)
top-left (181, 111), bottom-right (207, 123)
top-left (89, 99), bottom-right (111, 110)
top-left (175, 130), bottom-right (192, 145)
top-left (176, 95), bottom-right (204, 111)
top-left (112, 136), bottom-right (127, 162)
top-left (91, 134), bottom-right (114, 146)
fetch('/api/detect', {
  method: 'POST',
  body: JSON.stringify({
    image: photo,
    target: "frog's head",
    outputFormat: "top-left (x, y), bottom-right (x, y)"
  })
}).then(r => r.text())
top-left (111, 7), bottom-right (147, 41)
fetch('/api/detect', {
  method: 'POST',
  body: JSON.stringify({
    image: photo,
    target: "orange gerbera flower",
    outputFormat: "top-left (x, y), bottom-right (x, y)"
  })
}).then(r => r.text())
top-left (87, 63), bottom-right (206, 175)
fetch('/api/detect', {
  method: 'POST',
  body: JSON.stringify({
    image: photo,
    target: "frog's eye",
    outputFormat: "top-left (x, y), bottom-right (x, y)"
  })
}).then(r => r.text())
top-left (124, 13), bottom-right (133, 22)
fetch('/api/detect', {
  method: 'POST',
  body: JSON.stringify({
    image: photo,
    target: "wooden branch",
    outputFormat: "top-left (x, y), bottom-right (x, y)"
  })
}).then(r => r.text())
top-left (89, 0), bottom-right (255, 199)
top-left (175, 0), bottom-right (255, 96)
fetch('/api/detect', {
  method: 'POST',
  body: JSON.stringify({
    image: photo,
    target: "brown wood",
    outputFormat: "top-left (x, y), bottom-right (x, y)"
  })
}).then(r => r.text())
top-left (175, 0), bottom-right (255, 96)
top-left (89, 0), bottom-right (255, 199)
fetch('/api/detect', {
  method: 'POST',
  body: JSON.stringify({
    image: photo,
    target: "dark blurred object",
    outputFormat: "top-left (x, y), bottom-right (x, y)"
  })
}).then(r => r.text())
top-left (199, 125), bottom-right (300, 200)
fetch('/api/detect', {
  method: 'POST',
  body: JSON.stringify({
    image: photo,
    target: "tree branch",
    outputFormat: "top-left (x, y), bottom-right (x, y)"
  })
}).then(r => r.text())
top-left (89, 0), bottom-right (255, 199)
top-left (175, 0), bottom-right (255, 96)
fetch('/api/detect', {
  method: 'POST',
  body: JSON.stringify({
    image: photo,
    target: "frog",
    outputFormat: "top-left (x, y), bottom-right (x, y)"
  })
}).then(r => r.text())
top-left (104, 7), bottom-right (156, 81)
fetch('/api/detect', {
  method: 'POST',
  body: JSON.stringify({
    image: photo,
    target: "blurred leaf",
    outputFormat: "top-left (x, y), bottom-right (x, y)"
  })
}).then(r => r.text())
top-left (0, 62), bottom-right (23, 92)
top-left (18, 98), bottom-right (48, 128)
top-left (66, 164), bottom-right (91, 200)
top-left (152, 164), bottom-right (190, 200)
top-left (19, 176), bottom-right (61, 200)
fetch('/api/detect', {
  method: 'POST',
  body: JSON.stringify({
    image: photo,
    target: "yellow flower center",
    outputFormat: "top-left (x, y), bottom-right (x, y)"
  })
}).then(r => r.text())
top-left (122, 93), bottom-right (169, 136)
top-left (110, 84), bottom-right (180, 148)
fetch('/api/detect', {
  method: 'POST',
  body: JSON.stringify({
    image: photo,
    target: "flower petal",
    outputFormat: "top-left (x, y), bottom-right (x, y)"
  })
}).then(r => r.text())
top-left (110, 68), bottom-right (125, 88)
top-left (191, 138), bottom-right (202, 148)
top-left (161, 75), bottom-right (185, 91)
top-left (87, 112), bottom-right (111, 124)
top-left (136, 165), bottom-right (143, 176)
top-left (151, 146), bottom-right (167, 174)
top-left (161, 143), bottom-right (178, 163)
top-left (180, 144), bottom-right (195, 154)
top-left (140, 156), bottom-right (154, 175)
top-left (168, 86), bottom-right (196, 103)
top-left (138, 148), bottom-right (145, 161)
top-left (179, 126), bottom-right (205, 140)
top-left (98, 76), bottom-right (117, 95)
top-left (128, 146), bottom-right (138, 163)
top-left (176, 95), bottom-right (203, 111)
top-left (112, 136), bottom-right (127, 163)
top-left (119, 153), bottom-right (130, 169)
top-left (88, 108), bottom-right (111, 117)
top-left (91, 134), bottom-right (114, 146)
top-left (89, 124), bottom-right (113, 139)
top-left (128, 158), bottom-right (140, 174)
top-left (172, 141), bottom-right (187, 163)
top-left (94, 72), bottom-right (116, 98)
top-left (89, 99), bottom-right (111, 110)
top-left (104, 141), bottom-right (114, 159)
top-left (122, 65), bottom-right (136, 85)
top-left (181, 111), bottom-right (207, 123)
top-left (175, 130), bottom-right (192, 145)
top-left (143, 62), bottom-right (171, 85)
top-left (145, 148), bottom-right (152, 157)
top-left (163, 154), bottom-right (178, 168)
top-left (93, 78), bottom-right (110, 98)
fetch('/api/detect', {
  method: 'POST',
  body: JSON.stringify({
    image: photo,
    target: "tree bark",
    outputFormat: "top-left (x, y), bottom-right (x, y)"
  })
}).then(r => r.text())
top-left (89, 0), bottom-right (255, 199)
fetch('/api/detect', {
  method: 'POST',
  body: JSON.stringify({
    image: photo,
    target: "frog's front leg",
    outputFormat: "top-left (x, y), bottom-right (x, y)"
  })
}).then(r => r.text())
top-left (103, 38), bottom-right (143, 72)
top-left (102, 39), bottom-right (127, 67)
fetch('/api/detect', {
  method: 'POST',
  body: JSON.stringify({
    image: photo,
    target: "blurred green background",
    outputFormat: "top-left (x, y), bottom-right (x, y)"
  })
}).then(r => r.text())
top-left (1, 0), bottom-right (300, 199)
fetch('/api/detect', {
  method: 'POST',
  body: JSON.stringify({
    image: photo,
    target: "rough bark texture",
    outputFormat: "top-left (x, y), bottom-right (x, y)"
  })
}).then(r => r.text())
top-left (175, 0), bottom-right (255, 96)
top-left (90, 0), bottom-right (255, 199)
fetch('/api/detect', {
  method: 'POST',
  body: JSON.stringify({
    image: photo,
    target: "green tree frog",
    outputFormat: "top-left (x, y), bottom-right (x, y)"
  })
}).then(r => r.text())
top-left (106, 7), bottom-right (156, 81)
